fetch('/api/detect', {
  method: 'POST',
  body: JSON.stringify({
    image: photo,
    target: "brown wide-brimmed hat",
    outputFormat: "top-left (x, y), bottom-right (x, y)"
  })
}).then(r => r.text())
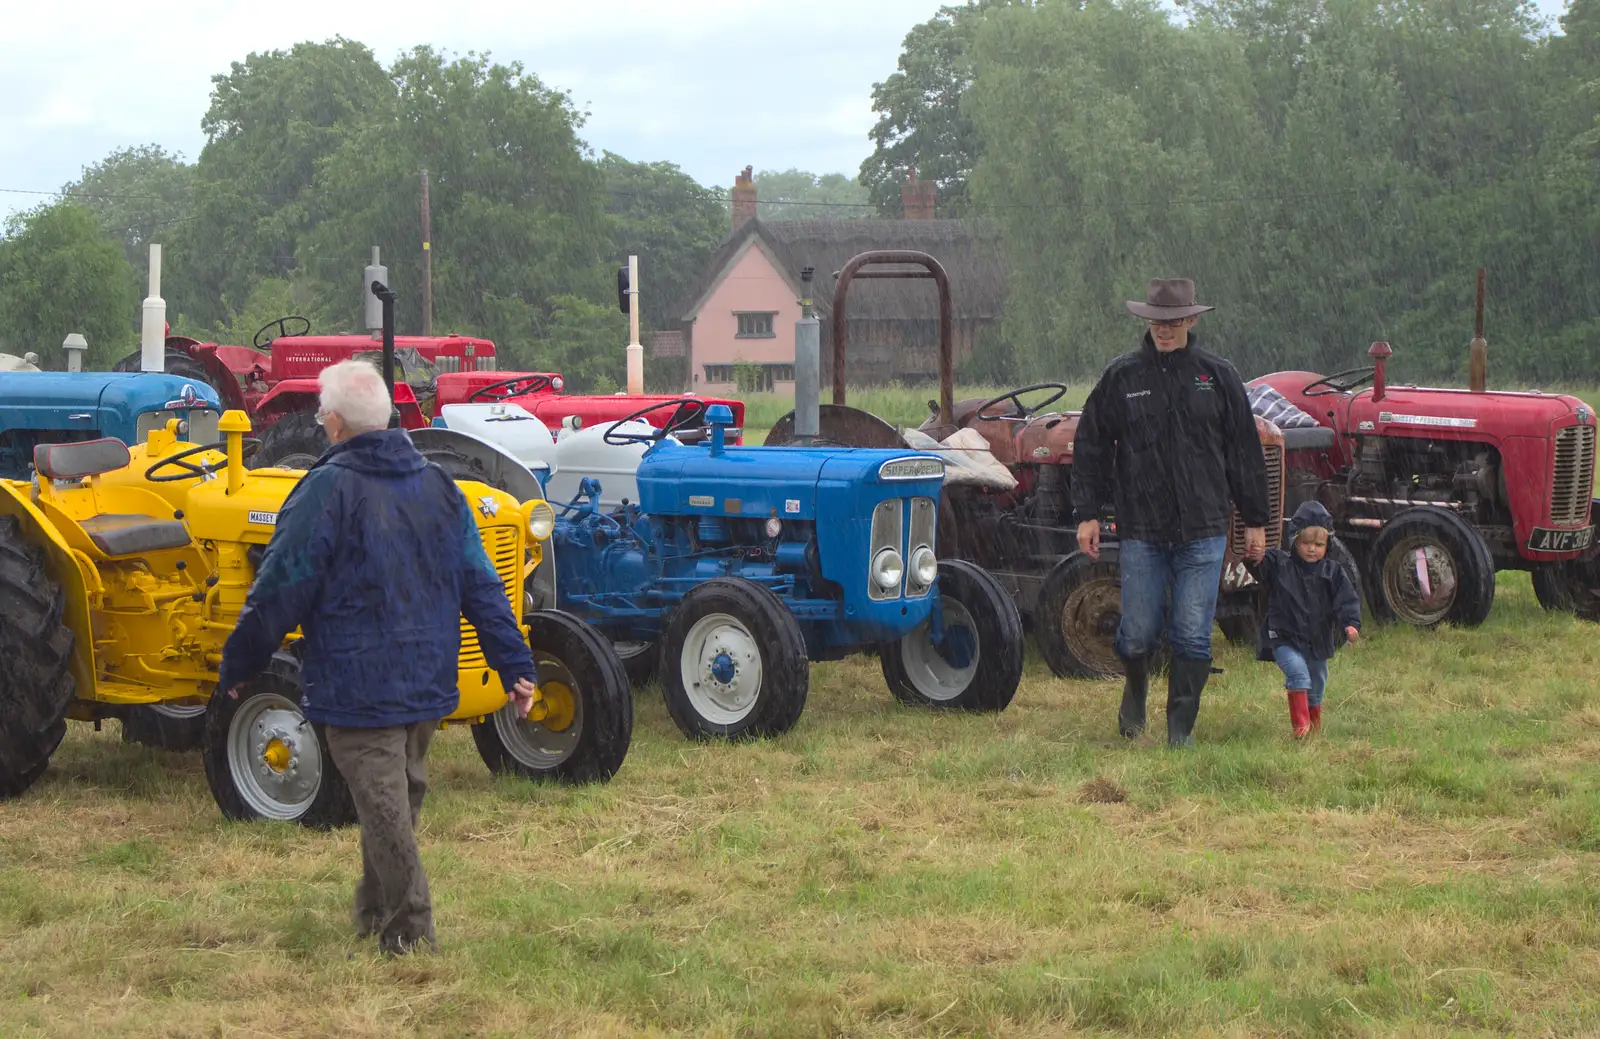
top-left (1125, 278), bottom-right (1215, 320)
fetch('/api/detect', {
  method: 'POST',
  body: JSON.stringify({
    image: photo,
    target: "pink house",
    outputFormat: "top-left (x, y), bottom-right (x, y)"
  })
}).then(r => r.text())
top-left (671, 168), bottom-right (1007, 395)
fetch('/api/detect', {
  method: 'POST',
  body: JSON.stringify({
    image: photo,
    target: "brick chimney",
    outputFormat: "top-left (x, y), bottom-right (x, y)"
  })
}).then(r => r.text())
top-left (901, 168), bottom-right (937, 220)
top-left (731, 165), bottom-right (757, 231)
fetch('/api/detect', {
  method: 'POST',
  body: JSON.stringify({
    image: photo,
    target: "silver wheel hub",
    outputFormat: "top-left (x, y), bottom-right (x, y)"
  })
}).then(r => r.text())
top-left (680, 612), bottom-right (762, 725)
top-left (226, 693), bottom-right (322, 820)
top-left (899, 596), bottom-right (981, 701)
top-left (492, 657), bottom-right (581, 769)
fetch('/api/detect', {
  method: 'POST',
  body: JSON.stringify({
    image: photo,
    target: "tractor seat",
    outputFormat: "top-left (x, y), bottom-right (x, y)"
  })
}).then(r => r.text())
top-left (1280, 426), bottom-right (1337, 451)
top-left (79, 514), bottom-right (192, 557)
top-left (34, 438), bottom-right (133, 481)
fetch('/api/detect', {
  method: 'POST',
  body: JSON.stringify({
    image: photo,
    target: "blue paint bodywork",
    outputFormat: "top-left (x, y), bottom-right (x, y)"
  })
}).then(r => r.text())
top-left (0, 371), bottom-right (225, 478)
top-left (550, 409), bottom-right (948, 659)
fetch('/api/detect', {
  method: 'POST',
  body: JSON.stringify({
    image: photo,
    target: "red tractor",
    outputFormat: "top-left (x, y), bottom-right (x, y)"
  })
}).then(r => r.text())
top-left (764, 250), bottom-right (1291, 678)
top-left (1253, 340), bottom-right (1598, 626)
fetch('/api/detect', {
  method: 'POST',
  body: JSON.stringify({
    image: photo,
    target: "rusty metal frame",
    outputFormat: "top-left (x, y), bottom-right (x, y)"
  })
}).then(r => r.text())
top-left (831, 250), bottom-right (954, 426)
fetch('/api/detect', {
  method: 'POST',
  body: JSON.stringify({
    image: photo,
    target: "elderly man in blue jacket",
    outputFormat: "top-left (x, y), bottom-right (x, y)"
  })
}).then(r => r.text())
top-left (218, 358), bottom-right (538, 956)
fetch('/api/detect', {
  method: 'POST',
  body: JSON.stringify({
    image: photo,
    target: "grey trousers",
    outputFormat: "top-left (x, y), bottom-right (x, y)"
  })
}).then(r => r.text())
top-left (324, 720), bottom-right (438, 954)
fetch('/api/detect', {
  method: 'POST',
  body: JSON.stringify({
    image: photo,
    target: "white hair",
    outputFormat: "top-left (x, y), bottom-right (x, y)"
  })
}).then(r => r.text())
top-left (318, 359), bottom-right (392, 434)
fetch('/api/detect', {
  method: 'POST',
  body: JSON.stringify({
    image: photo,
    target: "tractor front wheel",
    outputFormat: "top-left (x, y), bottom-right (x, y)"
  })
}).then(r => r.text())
top-left (661, 578), bottom-right (808, 740)
top-left (471, 610), bottom-right (633, 784)
top-left (251, 410), bottom-right (328, 471)
top-left (881, 559), bottom-right (1023, 711)
top-left (1366, 508), bottom-right (1495, 628)
top-left (120, 703), bottom-right (207, 752)
top-left (0, 516), bottom-right (77, 799)
top-left (202, 652), bottom-right (357, 828)
top-left (1533, 559), bottom-right (1600, 622)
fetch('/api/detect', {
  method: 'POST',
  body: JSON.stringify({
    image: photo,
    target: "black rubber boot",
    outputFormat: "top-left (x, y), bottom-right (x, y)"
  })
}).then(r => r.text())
top-left (1166, 657), bottom-right (1212, 748)
top-left (1118, 654), bottom-right (1150, 739)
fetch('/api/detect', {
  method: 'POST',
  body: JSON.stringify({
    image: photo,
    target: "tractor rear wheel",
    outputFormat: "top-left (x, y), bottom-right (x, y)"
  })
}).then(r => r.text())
top-left (1366, 507), bottom-right (1495, 628)
top-left (880, 558), bottom-right (1023, 711)
top-left (1034, 551), bottom-right (1160, 679)
top-left (251, 410), bottom-right (328, 471)
top-left (472, 609), bottom-right (633, 784)
top-left (120, 703), bottom-right (206, 752)
top-left (0, 516), bottom-right (77, 799)
top-left (112, 348), bottom-right (214, 388)
top-left (661, 578), bottom-right (808, 740)
top-left (1533, 559), bottom-right (1600, 622)
top-left (613, 641), bottom-right (659, 688)
top-left (202, 652), bottom-right (357, 828)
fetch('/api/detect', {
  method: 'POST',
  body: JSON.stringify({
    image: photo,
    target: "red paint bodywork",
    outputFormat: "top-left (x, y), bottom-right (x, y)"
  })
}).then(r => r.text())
top-left (498, 392), bottom-right (749, 445)
top-left (1254, 369), bottom-right (1597, 563)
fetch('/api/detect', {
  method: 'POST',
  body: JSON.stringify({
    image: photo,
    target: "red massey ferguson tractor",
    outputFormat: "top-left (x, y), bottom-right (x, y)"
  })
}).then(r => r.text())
top-left (1253, 340), bottom-right (1598, 626)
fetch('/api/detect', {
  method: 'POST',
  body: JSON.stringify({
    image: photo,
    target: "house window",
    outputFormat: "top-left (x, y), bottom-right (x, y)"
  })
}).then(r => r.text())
top-left (704, 364), bottom-right (734, 384)
top-left (735, 312), bottom-right (775, 338)
top-left (703, 362), bottom-right (796, 392)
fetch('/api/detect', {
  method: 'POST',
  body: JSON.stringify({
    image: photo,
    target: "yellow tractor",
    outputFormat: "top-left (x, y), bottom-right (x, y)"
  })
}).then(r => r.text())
top-left (0, 410), bottom-right (632, 826)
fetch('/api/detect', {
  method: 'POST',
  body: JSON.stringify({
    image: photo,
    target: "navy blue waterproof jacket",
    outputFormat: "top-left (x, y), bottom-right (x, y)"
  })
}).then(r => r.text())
top-left (218, 429), bottom-right (537, 727)
top-left (1246, 501), bottom-right (1363, 661)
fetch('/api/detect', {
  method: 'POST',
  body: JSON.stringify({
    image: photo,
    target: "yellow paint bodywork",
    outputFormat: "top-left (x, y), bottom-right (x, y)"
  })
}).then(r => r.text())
top-left (0, 411), bottom-right (552, 724)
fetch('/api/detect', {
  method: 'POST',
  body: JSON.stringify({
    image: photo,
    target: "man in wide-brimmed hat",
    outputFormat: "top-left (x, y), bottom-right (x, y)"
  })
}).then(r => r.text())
top-left (1070, 278), bottom-right (1271, 747)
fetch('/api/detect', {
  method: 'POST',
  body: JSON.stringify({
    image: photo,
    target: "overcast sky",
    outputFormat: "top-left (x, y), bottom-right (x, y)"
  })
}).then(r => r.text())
top-left (0, 0), bottom-right (1577, 222)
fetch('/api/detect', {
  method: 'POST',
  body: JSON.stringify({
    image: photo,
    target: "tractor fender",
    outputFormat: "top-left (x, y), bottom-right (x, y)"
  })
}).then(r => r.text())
top-left (165, 336), bottom-right (252, 414)
top-left (408, 427), bottom-right (549, 504)
top-left (0, 482), bottom-right (98, 700)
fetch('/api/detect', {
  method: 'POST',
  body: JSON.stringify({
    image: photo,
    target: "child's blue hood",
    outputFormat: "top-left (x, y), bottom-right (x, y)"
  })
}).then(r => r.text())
top-left (1287, 500), bottom-right (1333, 537)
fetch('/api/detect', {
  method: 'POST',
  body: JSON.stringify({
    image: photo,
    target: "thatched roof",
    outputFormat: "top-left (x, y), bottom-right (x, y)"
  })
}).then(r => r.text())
top-left (678, 218), bottom-right (1007, 325)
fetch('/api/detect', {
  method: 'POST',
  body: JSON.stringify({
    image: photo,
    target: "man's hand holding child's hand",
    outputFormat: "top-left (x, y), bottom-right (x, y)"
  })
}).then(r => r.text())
top-left (1345, 626), bottom-right (1360, 646)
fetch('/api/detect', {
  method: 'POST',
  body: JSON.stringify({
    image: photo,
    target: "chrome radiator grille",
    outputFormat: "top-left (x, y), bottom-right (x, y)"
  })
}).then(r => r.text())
top-left (1551, 424), bottom-right (1596, 526)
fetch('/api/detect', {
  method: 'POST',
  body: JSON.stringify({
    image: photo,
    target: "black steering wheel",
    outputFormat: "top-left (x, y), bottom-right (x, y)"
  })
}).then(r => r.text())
top-left (1302, 367), bottom-right (1376, 397)
top-left (603, 398), bottom-right (710, 446)
top-left (468, 374), bottom-right (555, 402)
top-left (254, 315), bottom-right (312, 350)
top-left (145, 439), bottom-right (263, 482)
top-left (974, 382), bottom-right (1070, 421)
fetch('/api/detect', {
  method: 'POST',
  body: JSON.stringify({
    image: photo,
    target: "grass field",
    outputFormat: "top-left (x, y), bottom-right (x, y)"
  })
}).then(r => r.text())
top-left (3, 574), bottom-right (1599, 1038)
top-left (3, 381), bottom-right (1598, 1038)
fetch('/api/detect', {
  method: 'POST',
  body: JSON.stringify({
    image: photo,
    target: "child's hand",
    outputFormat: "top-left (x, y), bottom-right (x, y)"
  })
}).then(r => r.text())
top-left (1345, 626), bottom-right (1360, 645)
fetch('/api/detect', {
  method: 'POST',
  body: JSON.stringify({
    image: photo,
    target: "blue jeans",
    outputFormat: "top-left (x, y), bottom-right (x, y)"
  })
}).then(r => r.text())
top-left (1116, 536), bottom-right (1228, 662)
top-left (1272, 645), bottom-right (1329, 707)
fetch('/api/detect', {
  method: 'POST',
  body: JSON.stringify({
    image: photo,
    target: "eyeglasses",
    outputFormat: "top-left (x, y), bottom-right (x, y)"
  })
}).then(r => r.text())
top-left (314, 408), bottom-right (328, 426)
top-left (1148, 318), bottom-right (1189, 329)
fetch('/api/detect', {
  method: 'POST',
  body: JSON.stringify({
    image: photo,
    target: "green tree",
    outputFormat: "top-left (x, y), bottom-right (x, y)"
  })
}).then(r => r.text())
top-left (0, 203), bottom-right (137, 367)
top-left (600, 152), bottom-right (727, 327)
top-left (859, 2), bottom-right (1028, 217)
top-left (750, 169), bottom-right (872, 220)
top-left (524, 294), bottom-right (626, 393)
top-left (168, 37), bottom-right (393, 330)
top-left (60, 145), bottom-right (193, 296)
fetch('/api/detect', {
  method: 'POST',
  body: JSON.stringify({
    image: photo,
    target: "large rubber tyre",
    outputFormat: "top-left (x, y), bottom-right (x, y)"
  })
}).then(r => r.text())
top-left (471, 610), bottom-right (633, 784)
top-left (418, 444), bottom-right (491, 483)
top-left (112, 348), bottom-right (214, 388)
top-left (660, 578), bottom-right (808, 740)
top-left (1366, 507), bottom-right (1495, 628)
top-left (201, 652), bottom-right (357, 828)
top-left (1533, 559), bottom-right (1600, 622)
top-left (250, 409), bottom-right (328, 471)
top-left (1216, 610), bottom-right (1259, 647)
top-left (0, 516), bottom-right (78, 799)
top-left (1035, 551), bottom-right (1140, 679)
top-left (880, 558), bottom-right (1023, 711)
top-left (120, 703), bottom-right (206, 752)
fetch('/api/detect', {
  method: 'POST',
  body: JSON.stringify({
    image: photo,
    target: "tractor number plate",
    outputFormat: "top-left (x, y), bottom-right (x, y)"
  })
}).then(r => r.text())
top-left (1527, 526), bottom-right (1593, 553)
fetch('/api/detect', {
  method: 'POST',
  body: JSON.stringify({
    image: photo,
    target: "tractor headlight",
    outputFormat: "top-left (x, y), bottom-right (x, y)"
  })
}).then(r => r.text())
top-left (911, 546), bottom-right (938, 586)
top-left (872, 547), bottom-right (904, 591)
top-left (527, 501), bottom-right (556, 541)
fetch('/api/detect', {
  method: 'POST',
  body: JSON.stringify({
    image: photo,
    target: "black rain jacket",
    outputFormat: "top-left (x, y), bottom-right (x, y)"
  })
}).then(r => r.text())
top-left (1246, 501), bottom-right (1363, 661)
top-left (1071, 331), bottom-right (1271, 542)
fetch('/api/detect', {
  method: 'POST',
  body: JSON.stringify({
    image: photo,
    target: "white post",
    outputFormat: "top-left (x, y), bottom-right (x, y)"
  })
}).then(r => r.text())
top-left (625, 253), bottom-right (643, 395)
top-left (140, 244), bottom-right (166, 372)
top-left (62, 333), bottom-right (87, 373)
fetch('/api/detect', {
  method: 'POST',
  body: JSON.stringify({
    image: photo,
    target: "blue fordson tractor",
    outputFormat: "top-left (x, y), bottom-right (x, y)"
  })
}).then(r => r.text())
top-left (533, 398), bottom-right (1025, 741)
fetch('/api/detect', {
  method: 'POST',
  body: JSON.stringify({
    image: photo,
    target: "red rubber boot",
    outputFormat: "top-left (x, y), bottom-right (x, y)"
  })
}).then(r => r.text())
top-left (1287, 690), bottom-right (1311, 739)
top-left (1308, 704), bottom-right (1322, 734)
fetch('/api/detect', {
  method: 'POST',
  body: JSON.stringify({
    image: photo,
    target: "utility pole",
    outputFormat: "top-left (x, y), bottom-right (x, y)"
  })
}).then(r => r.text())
top-left (421, 169), bottom-right (433, 336)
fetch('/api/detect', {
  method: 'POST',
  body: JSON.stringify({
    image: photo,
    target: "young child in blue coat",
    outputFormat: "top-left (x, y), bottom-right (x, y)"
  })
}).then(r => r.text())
top-left (1246, 501), bottom-right (1363, 738)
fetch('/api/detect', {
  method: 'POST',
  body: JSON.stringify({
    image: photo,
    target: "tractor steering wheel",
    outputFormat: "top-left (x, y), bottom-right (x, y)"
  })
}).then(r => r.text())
top-left (603, 398), bottom-right (710, 446)
top-left (253, 316), bottom-right (312, 350)
top-left (974, 382), bottom-right (1070, 421)
top-left (1302, 367), bottom-right (1376, 397)
top-left (145, 439), bottom-right (263, 482)
top-left (468, 374), bottom-right (555, 402)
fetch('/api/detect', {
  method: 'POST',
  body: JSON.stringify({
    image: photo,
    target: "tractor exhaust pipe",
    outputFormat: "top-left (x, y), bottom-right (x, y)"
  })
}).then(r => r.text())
top-left (370, 279), bottom-right (398, 426)
top-left (140, 244), bottom-right (165, 373)
top-left (794, 266), bottom-right (819, 445)
top-left (1468, 267), bottom-right (1487, 393)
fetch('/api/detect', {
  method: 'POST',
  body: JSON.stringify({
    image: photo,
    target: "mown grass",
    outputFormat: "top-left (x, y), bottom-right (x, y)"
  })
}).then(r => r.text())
top-left (4, 572), bottom-right (1600, 1037)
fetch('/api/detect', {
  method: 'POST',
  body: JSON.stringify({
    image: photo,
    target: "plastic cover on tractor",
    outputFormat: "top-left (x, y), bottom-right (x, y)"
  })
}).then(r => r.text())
top-left (355, 346), bottom-right (438, 401)
top-left (901, 426), bottom-right (1018, 491)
